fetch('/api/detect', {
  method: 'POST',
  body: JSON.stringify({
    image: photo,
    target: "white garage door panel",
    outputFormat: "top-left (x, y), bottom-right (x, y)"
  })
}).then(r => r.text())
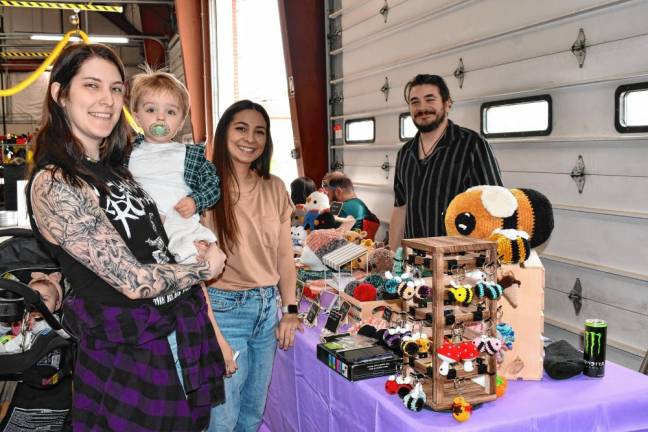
top-left (341, 147), bottom-right (399, 166)
top-left (501, 172), bottom-right (648, 214)
top-left (340, 0), bottom-right (648, 99)
top-left (344, 164), bottom-right (395, 188)
top-left (342, 35), bottom-right (648, 115)
top-left (341, 0), bottom-right (614, 77)
top-left (544, 259), bottom-right (648, 317)
top-left (493, 141), bottom-right (648, 177)
top-left (544, 286), bottom-right (648, 355)
top-left (340, 0), bottom-right (408, 38)
top-left (541, 210), bottom-right (648, 275)
top-left (353, 184), bottom-right (395, 222)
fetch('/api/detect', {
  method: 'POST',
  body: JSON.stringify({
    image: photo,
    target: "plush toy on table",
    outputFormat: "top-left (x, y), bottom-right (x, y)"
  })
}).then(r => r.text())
top-left (368, 244), bottom-right (395, 274)
top-left (290, 225), bottom-right (307, 254)
top-left (353, 238), bottom-right (374, 271)
top-left (291, 204), bottom-right (306, 227)
top-left (344, 229), bottom-right (367, 244)
top-left (303, 190), bottom-right (338, 232)
top-left (444, 186), bottom-right (554, 265)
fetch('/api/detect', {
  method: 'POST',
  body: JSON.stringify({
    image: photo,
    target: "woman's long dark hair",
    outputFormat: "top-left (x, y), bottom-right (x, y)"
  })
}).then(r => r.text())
top-left (209, 99), bottom-right (273, 252)
top-left (33, 43), bottom-right (132, 192)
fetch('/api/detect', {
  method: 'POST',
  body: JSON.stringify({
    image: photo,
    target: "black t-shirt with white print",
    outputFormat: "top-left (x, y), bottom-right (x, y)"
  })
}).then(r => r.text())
top-left (28, 160), bottom-right (191, 309)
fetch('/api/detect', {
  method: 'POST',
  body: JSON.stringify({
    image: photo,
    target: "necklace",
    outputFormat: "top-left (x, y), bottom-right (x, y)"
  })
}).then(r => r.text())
top-left (85, 155), bottom-right (100, 163)
top-left (419, 126), bottom-right (447, 159)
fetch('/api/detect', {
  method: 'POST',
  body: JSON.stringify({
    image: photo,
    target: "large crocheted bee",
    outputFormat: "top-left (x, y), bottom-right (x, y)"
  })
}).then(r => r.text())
top-left (444, 186), bottom-right (554, 264)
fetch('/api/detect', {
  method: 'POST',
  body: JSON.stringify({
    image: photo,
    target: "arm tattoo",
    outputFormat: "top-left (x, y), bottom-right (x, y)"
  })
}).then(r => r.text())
top-left (31, 172), bottom-right (211, 299)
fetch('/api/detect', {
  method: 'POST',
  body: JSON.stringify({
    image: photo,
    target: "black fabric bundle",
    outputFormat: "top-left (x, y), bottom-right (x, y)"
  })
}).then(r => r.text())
top-left (543, 340), bottom-right (584, 380)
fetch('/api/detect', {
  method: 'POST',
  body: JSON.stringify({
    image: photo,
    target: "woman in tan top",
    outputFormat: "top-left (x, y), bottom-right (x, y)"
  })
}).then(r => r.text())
top-left (205, 100), bottom-right (302, 432)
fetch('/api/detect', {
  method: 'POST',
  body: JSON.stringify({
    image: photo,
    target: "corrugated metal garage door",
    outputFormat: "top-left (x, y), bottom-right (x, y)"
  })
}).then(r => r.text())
top-left (326, 0), bottom-right (648, 368)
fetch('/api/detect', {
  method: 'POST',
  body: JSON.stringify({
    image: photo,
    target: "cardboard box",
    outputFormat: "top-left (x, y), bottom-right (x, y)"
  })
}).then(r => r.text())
top-left (316, 333), bottom-right (402, 381)
top-left (498, 263), bottom-right (545, 380)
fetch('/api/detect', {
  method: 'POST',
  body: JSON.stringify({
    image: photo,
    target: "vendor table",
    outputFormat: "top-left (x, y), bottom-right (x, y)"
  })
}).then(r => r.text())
top-left (261, 323), bottom-right (648, 432)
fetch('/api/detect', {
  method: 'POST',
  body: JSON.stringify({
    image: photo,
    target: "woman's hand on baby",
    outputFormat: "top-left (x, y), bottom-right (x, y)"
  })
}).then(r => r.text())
top-left (194, 241), bottom-right (226, 279)
top-left (175, 197), bottom-right (197, 218)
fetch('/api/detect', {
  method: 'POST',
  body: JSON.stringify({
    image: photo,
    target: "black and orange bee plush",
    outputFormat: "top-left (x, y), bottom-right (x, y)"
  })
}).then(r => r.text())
top-left (444, 186), bottom-right (554, 264)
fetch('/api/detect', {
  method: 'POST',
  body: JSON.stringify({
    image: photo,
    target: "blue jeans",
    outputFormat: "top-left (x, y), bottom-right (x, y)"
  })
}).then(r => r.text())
top-left (167, 331), bottom-right (185, 392)
top-left (207, 286), bottom-right (279, 432)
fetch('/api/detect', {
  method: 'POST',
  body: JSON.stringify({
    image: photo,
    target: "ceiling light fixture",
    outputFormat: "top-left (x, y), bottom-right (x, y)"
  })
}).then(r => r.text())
top-left (30, 34), bottom-right (129, 44)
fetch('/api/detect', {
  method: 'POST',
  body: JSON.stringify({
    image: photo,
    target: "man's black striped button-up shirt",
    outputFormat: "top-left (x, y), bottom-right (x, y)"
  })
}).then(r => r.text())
top-left (394, 120), bottom-right (503, 239)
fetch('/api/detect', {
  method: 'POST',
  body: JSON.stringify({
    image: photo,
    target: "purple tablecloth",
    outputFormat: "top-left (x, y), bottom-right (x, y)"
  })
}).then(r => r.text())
top-left (261, 324), bottom-right (648, 432)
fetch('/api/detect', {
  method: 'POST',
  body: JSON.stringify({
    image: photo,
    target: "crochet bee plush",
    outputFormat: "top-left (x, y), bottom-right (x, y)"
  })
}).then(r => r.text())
top-left (444, 186), bottom-right (554, 264)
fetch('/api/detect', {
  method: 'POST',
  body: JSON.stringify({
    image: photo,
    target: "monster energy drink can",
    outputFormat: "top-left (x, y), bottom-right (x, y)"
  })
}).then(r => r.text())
top-left (583, 319), bottom-right (607, 377)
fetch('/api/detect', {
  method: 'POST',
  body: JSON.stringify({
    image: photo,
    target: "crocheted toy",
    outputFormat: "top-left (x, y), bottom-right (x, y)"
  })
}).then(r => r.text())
top-left (291, 225), bottom-right (307, 253)
top-left (344, 230), bottom-right (367, 244)
top-left (290, 204), bottom-right (306, 227)
top-left (473, 335), bottom-right (502, 356)
top-left (436, 339), bottom-right (461, 376)
top-left (451, 396), bottom-right (472, 422)
top-left (303, 191), bottom-right (335, 231)
top-left (368, 246), bottom-right (394, 274)
top-left (385, 375), bottom-right (399, 394)
top-left (496, 375), bottom-right (508, 397)
top-left (354, 239), bottom-right (375, 270)
top-left (444, 186), bottom-right (554, 265)
top-left (498, 271), bottom-right (521, 308)
top-left (403, 383), bottom-right (426, 412)
top-left (300, 229), bottom-right (348, 271)
top-left (353, 283), bottom-right (377, 302)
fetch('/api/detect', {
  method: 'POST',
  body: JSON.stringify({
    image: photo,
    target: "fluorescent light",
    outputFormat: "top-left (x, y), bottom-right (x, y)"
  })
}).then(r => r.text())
top-left (30, 34), bottom-right (129, 44)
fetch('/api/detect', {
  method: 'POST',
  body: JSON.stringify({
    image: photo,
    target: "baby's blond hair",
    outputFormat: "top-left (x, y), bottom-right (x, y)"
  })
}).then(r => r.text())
top-left (129, 65), bottom-right (190, 118)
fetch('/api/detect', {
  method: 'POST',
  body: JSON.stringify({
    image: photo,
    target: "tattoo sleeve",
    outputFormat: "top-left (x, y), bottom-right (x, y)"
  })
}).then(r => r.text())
top-left (31, 171), bottom-right (211, 300)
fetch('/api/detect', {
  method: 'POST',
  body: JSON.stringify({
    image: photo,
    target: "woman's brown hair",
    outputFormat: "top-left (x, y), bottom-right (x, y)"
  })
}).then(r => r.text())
top-left (209, 100), bottom-right (273, 252)
top-left (32, 43), bottom-right (132, 192)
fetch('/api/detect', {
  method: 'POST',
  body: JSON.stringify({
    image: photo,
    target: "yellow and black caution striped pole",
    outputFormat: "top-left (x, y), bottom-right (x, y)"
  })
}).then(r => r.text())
top-left (0, 1), bottom-right (122, 13)
top-left (0, 51), bottom-right (50, 59)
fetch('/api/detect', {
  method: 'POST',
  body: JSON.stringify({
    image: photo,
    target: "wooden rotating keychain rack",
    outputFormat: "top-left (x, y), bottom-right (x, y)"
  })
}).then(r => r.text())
top-left (400, 236), bottom-right (499, 411)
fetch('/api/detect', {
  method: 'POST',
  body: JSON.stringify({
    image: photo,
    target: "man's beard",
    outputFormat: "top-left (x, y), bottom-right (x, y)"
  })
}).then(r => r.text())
top-left (413, 108), bottom-right (446, 133)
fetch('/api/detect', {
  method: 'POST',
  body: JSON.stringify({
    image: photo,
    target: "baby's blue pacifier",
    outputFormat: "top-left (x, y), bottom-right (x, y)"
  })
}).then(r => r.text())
top-left (149, 122), bottom-right (170, 137)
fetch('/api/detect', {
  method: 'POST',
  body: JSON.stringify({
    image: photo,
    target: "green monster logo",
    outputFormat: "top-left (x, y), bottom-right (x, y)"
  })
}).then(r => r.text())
top-left (584, 331), bottom-right (602, 357)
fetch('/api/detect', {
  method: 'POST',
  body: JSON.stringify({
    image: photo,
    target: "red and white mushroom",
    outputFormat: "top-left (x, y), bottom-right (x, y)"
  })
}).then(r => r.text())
top-left (436, 340), bottom-right (461, 376)
top-left (458, 341), bottom-right (480, 372)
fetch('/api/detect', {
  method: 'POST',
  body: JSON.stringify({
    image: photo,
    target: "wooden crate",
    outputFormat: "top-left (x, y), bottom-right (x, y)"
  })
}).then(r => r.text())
top-left (498, 263), bottom-right (545, 380)
top-left (401, 236), bottom-right (499, 411)
top-left (337, 290), bottom-right (402, 322)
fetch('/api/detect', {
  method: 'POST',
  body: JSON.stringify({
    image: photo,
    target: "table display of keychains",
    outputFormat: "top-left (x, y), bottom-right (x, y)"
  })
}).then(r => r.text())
top-left (400, 236), bottom-right (499, 411)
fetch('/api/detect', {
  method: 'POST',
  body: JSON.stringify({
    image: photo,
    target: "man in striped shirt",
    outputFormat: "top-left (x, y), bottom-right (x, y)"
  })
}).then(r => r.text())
top-left (389, 74), bottom-right (502, 250)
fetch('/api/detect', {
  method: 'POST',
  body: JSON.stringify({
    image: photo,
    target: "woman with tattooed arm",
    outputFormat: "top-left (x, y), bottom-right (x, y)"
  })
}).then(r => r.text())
top-left (27, 43), bottom-right (226, 431)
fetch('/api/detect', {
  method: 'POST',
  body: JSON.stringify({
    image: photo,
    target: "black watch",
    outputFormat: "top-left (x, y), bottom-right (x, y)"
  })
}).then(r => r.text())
top-left (282, 304), bottom-right (299, 314)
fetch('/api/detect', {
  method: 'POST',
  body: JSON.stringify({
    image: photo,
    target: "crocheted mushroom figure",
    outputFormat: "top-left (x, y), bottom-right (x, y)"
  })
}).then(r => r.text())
top-left (458, 341), bottom-right (480, 372)
top-left (436, 340), bottom-right (461, 376)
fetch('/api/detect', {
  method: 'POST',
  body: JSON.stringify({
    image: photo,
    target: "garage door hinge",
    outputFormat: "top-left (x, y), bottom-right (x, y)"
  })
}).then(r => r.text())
top-left (571, 28), bottom-right (587, 68)
top-left (454, 58), bottom-right (465, 89)
top-left (379, 1), bottom-right (389, 23)
top-left (380, 77), bottom-right (391, 102)
top-left (570, 155), bottom-right (586, 194)
top-left (568, 278), bottom-right (583, 316)
top-left (381, 155), bottom-right (391, 179)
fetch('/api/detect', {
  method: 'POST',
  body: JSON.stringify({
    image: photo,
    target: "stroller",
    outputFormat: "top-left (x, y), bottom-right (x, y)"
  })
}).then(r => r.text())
top-left (0, 228), bottom-right (74, 431)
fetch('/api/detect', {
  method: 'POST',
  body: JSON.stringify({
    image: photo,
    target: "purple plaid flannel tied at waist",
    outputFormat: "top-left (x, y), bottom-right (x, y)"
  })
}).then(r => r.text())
top-left (64, 287), bottom-right (225, 432)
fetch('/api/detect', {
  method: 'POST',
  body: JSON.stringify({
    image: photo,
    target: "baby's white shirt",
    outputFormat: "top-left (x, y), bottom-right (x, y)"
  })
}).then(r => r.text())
top-left (129, 141), bottom-right (190, 214)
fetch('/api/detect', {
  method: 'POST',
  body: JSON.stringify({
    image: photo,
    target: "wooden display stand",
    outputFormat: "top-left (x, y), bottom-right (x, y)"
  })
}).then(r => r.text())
top-left (498, 262), bottom-right (545, 380)
top-left (401, 236), bottom-right (499, 411)
top-left (337, 291), bottom-right (402, 322)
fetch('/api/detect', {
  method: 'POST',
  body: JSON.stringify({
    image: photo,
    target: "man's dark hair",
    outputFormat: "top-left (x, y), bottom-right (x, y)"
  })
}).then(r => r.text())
top-left (403, 74), bottom-right (451, 104)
